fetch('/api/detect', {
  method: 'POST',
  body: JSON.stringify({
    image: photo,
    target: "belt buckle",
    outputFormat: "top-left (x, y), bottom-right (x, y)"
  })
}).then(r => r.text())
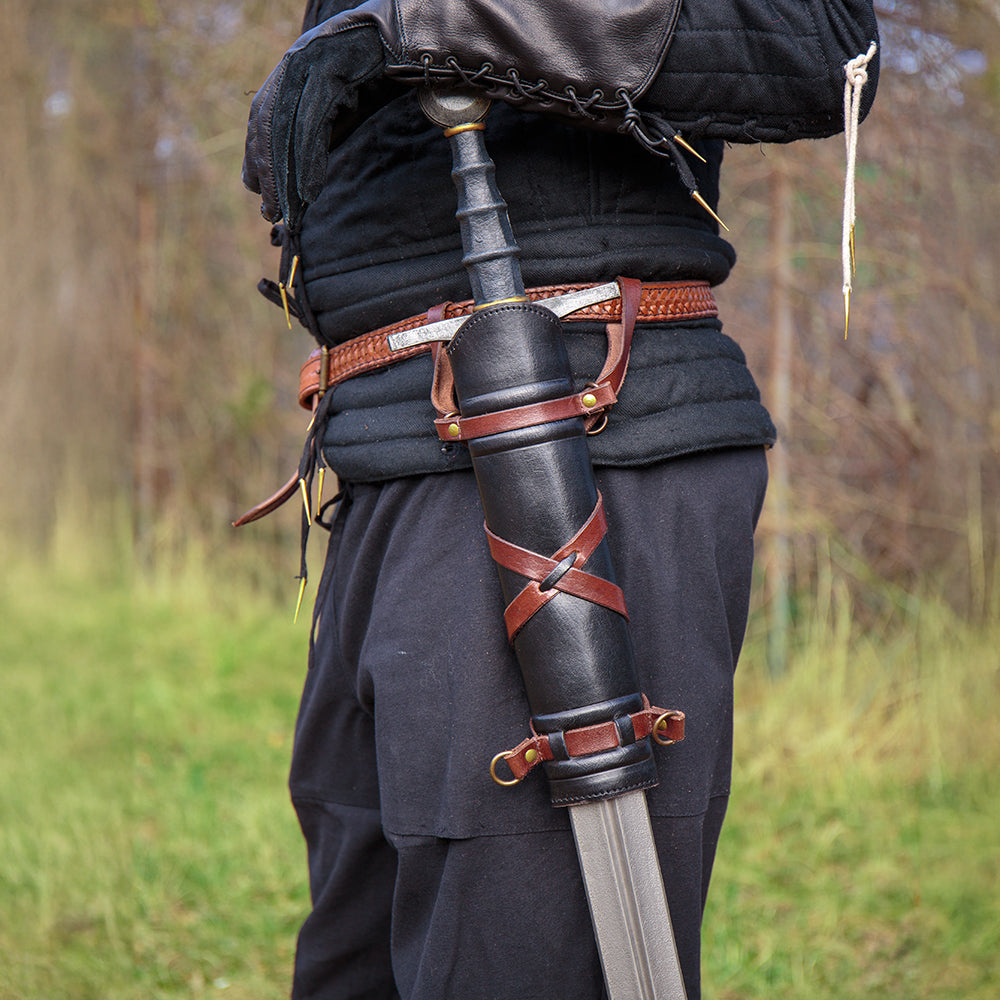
top-left (386, 281), bottom-right (622, 353)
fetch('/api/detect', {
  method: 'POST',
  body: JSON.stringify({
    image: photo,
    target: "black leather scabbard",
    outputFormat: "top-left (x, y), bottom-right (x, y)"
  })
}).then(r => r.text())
top-left (446, 299), bottom-right (658, 806)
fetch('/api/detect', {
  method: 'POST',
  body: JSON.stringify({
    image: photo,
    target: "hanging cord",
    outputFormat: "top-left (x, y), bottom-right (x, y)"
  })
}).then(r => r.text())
top-left (253, 225), bottom-right (341, 621)
top-left (842, 42), bottom-right (878, 338)
top-left (292, 386), bottom-right (338, 621)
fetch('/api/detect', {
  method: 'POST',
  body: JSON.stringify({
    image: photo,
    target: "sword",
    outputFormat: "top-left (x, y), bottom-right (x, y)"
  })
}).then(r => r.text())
top-left (419, 88), bottom-right (688, 1000)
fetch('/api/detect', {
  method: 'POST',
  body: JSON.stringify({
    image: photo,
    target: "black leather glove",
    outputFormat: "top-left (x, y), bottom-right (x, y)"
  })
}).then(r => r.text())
top-left (242, 19), bottom-right (389, 231)
top-left (242, 0), bottom-right (681, 231)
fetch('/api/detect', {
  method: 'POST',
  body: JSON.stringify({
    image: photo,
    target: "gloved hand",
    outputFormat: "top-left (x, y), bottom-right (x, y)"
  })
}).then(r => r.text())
top-left (242, 0), bottom-right (681, 231)
top-left (242, 19), bottom-right (390, 231)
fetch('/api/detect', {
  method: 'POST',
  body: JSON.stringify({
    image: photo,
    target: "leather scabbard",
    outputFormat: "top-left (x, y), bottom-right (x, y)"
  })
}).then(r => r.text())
top-left (446, 293), bottom-right (657, 806)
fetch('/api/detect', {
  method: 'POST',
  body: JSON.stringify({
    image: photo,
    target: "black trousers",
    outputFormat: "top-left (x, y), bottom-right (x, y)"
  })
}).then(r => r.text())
top-left (289, 447), bottom-right (768, 1000)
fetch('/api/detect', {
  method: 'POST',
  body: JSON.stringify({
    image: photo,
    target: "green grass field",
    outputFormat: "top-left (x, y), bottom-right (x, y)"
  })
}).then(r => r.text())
top-left (1, 555), bottom-right (997, 999)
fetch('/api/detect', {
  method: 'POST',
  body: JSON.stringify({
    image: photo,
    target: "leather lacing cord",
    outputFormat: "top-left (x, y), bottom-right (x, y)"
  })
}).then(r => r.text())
top-left (616, 91), bottom-right (729, 232)
top-left (398, 58), bottom-right (723, 226)
top-left (254, 223), bottom-right (342, 613)
top-left (409, 53), bottom-right (610, 120)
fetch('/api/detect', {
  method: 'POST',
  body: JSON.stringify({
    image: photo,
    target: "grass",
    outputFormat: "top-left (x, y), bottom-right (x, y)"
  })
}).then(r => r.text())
top-left (0, 555), bottom-right (309, 1000)
top-left (704, 590), bottom-right (1000, 999)
top-left (1, 546), bottom-right (997, 998)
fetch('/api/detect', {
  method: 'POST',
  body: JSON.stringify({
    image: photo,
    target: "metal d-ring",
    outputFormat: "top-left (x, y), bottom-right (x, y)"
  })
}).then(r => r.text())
top-left (489, 751), bottom-right (522, 787)
top-left (652, 712), bottom-right (679, 746)
top-left (586, 413), bottom-right (609, 435)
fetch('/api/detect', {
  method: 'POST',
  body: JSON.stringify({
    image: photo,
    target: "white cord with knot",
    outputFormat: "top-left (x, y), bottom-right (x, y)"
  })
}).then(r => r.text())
top-left (842, 41), bottom-right (878, 337)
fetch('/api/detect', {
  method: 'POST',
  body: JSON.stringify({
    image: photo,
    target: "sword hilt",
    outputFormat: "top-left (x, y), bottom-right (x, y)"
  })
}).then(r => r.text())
top-left (418, 89), bottom-right (526, 306)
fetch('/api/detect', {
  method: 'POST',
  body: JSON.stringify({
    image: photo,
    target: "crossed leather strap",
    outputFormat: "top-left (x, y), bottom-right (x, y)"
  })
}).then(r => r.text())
top-left (486, 492), bottom-right (626, 640)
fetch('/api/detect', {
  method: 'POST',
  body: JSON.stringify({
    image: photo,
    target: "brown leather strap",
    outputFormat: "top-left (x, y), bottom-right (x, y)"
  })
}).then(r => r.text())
top-left (485, 492), bottom-right (627, 640)
top-left (297, 279), bottom-right (716, 411)
top-left (490, 696), bottom-right (686, 784)
top-left (433, 278), bottom-right (642, 442)
top-left (435, 381), bottom-right (619, 441)
top-left (237, 279), bottom-right (714, 527)
top-left (595, 275), bottom-right (641, 392)
top-left (233, 471), bottom-right (301, 527)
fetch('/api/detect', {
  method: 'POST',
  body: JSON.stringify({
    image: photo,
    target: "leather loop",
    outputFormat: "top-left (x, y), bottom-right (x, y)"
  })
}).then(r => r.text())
top-left (430, 341), bottom-right (459, 420)
top-left (492, 696), bottom-right (686, 784)
top-left (434, 380), bottom-right (618, 440)
top-left (485, 492), bottom-right (627, 640)
top-left (434, 277), bottom-right (642, 442)
top-left (594, 276), bottom-right (641, 394)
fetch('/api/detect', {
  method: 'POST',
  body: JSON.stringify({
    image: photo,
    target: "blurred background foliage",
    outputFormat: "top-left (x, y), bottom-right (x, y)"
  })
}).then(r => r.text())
top-left (3, 0), bottom-right (999, 635)
top-left (1, 2), bottom-right (999, 998)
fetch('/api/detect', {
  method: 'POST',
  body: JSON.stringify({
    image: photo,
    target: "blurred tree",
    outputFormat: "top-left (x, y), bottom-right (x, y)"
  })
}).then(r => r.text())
top-left (0, 0), bottom-right (307, 581)
top-left (0, 0), bottom-right (997, 616)
top-left (720, 0), bottom-right (1000, 623)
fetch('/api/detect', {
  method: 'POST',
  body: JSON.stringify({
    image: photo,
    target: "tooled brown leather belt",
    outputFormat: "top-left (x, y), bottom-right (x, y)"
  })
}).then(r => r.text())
top-left (235, 279), bottom-right (716, 526)
top-left (296, 279), bottom-right (717, 411)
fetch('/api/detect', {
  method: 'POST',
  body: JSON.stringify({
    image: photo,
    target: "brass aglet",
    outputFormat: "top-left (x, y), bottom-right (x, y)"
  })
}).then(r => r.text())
top-left (674, 133), bottom-right (707, 163)
top-left (849, 223), bottom-right (857, 276)
top-left (299, 477), bottom-right (312, 526)
top-left (844, 287), bottom-right (851, 340)
top-left (317, 467), bottom-right (326, 512)
top-left (279, 282), bottom-right (292, 330)
top-left (288, 255), bottom-right (300, 288)
top-left (691, 189), bottom-right (730, 232)
top-left (294, 576), bottom-right (307, 624)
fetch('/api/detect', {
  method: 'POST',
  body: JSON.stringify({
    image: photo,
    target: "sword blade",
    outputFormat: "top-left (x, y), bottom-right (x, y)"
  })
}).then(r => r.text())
top-left (569, 791), bottom-right (688, 1000)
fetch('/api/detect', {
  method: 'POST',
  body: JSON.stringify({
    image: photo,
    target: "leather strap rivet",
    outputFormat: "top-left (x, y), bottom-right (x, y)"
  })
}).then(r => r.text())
top-left (447, 422), bottom-right (461, 438)
top-left (524, 748), bottom-right (538, 765)
top-left (581, 392), bottom-right (598, 409)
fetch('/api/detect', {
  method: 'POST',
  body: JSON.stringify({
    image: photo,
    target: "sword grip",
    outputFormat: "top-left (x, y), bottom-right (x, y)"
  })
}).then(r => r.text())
top-left (445, 125), bottom-right (526, 305)
top-left (418, 88), bottom-right (525, 305)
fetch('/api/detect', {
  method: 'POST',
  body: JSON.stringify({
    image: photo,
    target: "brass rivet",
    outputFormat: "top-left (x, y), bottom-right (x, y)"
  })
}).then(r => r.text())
top-left (524, 748), bottom-right (538, 765)
top-left (448, 423), bottom-right (461, 438)
top-left (582, 393), bottom-right (598, 409)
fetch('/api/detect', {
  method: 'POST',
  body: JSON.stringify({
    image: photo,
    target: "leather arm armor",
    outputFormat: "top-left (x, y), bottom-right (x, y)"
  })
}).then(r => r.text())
top-left (245, 0), bottom-right (879, 228)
